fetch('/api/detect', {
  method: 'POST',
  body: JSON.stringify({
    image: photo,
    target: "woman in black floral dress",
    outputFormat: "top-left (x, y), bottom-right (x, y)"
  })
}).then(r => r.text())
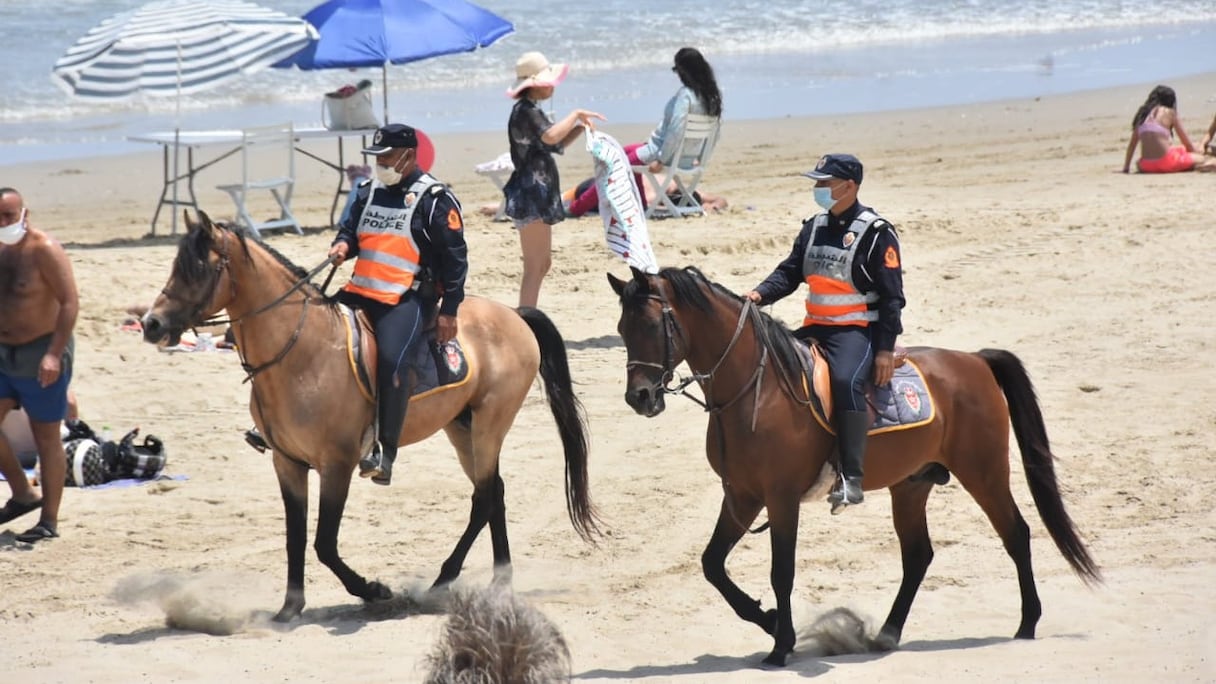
top-left (503, 51), bottom-right (604, 308)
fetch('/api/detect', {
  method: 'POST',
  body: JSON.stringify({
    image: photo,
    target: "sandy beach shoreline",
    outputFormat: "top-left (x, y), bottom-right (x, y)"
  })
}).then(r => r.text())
top-left (1, 72), bottom-right (1214, 682)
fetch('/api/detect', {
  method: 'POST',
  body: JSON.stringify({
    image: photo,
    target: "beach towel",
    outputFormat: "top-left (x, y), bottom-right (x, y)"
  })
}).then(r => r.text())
top-left (585, 130), bottom-right (659, 274)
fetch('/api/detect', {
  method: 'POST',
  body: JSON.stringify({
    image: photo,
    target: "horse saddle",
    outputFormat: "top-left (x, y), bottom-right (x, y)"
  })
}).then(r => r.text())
top-left (338, 304), bottom-right (472, 404)
top-left (797, 343), bottom-right (935, 435)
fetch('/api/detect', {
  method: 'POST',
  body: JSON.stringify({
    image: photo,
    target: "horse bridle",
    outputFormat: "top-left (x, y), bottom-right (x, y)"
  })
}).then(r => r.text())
top-left (159, 226), bottom-right (336, 381)
top-left (625, 291), bottom-right (764, 417)
top-left (625, 294), bottom-right (697, 397)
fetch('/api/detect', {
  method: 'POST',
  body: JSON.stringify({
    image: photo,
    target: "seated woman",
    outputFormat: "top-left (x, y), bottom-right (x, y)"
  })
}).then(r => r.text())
top-left (567, 47), bottom-right (723, 216)
top-left (1122, 85), bottom-right (1216, 173)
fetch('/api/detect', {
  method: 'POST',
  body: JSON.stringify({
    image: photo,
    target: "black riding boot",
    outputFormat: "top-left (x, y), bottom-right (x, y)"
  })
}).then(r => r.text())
top-left (359, 380), bottom-right (409, 486)
top-left (829, 410), bottom-right (869, 514)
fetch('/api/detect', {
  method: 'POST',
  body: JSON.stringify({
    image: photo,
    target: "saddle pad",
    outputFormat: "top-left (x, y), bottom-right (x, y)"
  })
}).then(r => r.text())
top-left (797, 345), bottom-right (935, 435)
top-left (409, 339), bottom-right (471, 400)
top-left (867, 361), bottom-right (935, 434)
top-left (339, 304), bottom-right (472, 402)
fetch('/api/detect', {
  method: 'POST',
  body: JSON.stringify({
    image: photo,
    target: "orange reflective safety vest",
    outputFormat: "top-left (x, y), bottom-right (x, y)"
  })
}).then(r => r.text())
top-left (802, 209), bottom-right (882, 327)
top-left (343, 174), bottom-right (440, 305)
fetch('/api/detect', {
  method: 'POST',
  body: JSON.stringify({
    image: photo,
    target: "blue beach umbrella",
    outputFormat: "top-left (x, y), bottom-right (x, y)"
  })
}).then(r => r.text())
top-left (275, 0), bottom-right (514, 122)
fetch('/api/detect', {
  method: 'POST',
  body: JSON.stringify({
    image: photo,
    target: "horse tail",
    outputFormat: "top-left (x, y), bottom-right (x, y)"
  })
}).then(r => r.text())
top-left (978, 348), bottom-right (1102, 585)
top-left (517, 307), bottom-right (602, 542)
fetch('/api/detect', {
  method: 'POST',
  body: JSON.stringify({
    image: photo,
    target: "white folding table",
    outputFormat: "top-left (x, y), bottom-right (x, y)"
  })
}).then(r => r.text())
top-left (128, 126), bottom-right (376, 235)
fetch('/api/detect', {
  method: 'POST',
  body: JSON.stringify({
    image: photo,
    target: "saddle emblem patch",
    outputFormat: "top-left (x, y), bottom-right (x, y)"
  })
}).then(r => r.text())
top-left (441, 340), bottom-right (464, 374)
top-left (899, 382), bottom-right (921, 413)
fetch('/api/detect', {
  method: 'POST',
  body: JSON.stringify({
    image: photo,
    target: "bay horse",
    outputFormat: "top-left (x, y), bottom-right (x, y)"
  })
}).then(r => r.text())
top-left (142, 212), bottom-right (599, 622)
top-left (608, 266), bottom-right (1100, 667)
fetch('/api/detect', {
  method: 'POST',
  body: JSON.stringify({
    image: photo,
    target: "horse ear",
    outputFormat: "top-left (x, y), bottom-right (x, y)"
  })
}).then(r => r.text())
top-left (607, 272), bottom-right (627, 297)
top-left (629, 266), bottom-right (653, 293)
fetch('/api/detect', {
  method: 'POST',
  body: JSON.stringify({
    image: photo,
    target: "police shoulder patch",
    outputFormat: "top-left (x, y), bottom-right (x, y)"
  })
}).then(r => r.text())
top-left (883, 245), bottom-right (900, 268)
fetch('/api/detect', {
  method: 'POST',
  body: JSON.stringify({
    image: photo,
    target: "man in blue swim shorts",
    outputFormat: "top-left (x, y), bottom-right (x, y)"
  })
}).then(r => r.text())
top-left (0, 187), bottom-right (79, 544)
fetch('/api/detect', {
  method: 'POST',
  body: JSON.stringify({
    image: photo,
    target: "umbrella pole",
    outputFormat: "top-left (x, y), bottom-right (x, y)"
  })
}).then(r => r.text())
top-left (171, 41), bottom-right (183, 236)
top-left (382, 63), bottom-right (389, 124)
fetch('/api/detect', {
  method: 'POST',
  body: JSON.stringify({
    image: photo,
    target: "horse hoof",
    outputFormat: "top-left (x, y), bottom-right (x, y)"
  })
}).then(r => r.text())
top-left (364, 581), bottom-right (393, 603)
top-left (1014, 627), bottom-right (1036, 640)
top-left (873, 629), bottom-right (900, 652)
top-left (273, 594), bottom-right (305, 623)
top-left (761, 650), bottom-right (789, 668)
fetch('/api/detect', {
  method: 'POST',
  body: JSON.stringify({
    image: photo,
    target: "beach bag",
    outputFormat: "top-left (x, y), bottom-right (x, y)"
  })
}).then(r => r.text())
top-left (322, 79), bottom-right (379, 131)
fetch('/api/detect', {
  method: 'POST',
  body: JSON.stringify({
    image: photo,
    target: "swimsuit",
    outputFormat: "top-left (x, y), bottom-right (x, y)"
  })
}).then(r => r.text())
top-left (0, 334), bottom-right (73, 423)
top-left (1138, 145), bottom-right (1195, 173)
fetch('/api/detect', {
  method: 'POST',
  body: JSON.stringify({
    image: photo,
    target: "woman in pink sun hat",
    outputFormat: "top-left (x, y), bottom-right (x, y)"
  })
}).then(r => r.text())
top-left (502, 51), bottom-right (604, 308)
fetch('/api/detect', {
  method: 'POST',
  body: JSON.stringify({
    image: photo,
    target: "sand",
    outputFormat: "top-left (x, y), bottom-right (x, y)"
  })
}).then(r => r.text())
top-left (1, 72), bottom-right (1214, 683)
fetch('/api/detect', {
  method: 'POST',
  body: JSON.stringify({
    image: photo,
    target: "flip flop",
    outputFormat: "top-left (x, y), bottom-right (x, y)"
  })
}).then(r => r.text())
top-left (16, 523), bottom-right (58, 544)
top-left (0, 498), bottom-right (42, 524)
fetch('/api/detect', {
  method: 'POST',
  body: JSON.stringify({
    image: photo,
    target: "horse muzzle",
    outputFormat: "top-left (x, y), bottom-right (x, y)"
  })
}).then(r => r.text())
top-left (625, 384), bottom-right (666, 417)
top-left (141, 312), bottom-right (182, 346)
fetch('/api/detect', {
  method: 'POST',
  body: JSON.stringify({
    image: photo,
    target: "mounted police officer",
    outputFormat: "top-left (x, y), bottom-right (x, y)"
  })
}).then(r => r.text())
top-left (329, 123), bottom-right (468, 486)
top-left (746, 154), bottom-right (905, 513)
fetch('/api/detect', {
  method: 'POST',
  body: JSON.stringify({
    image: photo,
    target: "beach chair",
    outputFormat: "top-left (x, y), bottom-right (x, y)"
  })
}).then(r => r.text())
top-left (216, 123), bottom-right (303, 238)
top-left (632, 114), bottom-right (720, 219)
top-left (475, 152), bottom-right (514, 222)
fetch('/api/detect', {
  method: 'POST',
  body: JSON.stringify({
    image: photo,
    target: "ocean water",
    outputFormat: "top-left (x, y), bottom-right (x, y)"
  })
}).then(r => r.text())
top-left (2, 0), bottom-right (1215, 166)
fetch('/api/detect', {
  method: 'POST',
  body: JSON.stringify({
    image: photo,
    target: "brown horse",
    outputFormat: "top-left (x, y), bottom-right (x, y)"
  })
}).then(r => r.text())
top-left (142, 212), bottom-right (599, 622)
top-left (608, 266), bottom-right (1100, 667)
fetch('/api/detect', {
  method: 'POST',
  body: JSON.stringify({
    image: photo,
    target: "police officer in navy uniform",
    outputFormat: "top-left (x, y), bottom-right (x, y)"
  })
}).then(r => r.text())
top-left (328, 123), bottom-right (468, 485)
top-left (746, 153), bottom-right (904, 513)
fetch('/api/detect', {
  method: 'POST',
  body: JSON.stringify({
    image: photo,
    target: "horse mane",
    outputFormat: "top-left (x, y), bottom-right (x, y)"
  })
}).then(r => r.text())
top-left (180, 220), bottom-right (325, 297)
top-left (657, 266), bottom-right (805, 380)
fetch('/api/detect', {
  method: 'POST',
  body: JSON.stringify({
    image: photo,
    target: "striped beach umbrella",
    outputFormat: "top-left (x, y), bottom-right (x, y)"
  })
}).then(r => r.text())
top-left (52, 0), bottom-right (318, 101)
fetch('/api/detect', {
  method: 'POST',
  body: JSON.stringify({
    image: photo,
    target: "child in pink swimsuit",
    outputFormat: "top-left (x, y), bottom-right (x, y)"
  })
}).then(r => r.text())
top-left (1122, 85), bottom-right (1216, 174)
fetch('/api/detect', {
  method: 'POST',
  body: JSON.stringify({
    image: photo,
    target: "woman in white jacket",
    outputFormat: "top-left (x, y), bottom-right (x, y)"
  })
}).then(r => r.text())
top-left (566, 47), bottom-right (722, 217)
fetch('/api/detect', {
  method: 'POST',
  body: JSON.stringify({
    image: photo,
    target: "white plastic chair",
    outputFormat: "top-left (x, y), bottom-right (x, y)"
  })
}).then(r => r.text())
top-left (632, 114), bottom-right (720, 219)
top-left (216, 123), bottom-right (303, 238)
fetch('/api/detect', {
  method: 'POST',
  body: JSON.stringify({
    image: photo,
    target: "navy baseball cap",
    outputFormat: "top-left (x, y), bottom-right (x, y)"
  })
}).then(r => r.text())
top-left (803, 153), bottom-right (863, 184)
top-left (361, 123), bottom-right (418, 155)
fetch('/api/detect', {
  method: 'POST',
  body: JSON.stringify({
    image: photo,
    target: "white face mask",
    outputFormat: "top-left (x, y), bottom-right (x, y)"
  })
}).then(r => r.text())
top-left (0, 208), bottom-right (28, 245)
top-left (813, 186), bottom-right (837, 211)
top-left (374, 151), bottom-right (412, 186)
top-left (375, 164), bottom-right (403, 186)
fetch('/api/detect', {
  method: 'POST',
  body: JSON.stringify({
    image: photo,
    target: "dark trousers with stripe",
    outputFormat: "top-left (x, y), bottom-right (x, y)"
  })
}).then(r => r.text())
top-left (798, 325), bottom-right (874, 413)
top-left (338, 290), bottom-right (432, 458)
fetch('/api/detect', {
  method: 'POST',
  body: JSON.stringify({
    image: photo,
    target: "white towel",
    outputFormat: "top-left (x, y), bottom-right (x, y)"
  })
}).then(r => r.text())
top-left (585, 131), bottom-right (658, 274)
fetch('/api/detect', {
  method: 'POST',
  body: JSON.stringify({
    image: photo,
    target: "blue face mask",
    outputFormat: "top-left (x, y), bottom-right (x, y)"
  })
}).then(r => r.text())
top-left (813, 186), bottom-right (836, 211)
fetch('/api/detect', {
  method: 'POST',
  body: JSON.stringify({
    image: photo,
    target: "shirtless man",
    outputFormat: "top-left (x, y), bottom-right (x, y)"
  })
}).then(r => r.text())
top-left (0, 187), bottom-right (79, 543)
